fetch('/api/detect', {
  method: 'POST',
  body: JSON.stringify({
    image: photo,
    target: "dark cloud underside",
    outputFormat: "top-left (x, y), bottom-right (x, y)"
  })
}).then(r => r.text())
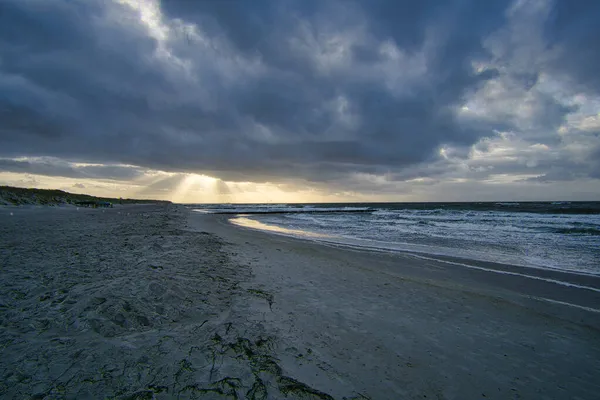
top-left (0, 0), bottom-right (599, 186)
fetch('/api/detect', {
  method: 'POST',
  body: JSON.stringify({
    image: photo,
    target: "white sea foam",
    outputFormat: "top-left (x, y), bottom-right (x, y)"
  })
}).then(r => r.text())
top-left (196, 202), bottom-right (600, 275)
top-left (406, 254), bottom-right (600, 293)
top-left (528, 297), bottom-right (600, 313)
top-left (193, 205), bottom-right (371, 214)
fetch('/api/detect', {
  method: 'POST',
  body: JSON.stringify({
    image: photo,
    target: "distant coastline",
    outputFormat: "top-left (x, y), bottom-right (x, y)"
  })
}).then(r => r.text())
top-left (0, 185), bottom-right (169, 207)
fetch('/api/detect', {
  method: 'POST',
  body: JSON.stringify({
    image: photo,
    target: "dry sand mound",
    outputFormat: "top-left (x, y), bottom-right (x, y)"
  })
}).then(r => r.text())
top-left (0, 205), bottom-right (339, 399)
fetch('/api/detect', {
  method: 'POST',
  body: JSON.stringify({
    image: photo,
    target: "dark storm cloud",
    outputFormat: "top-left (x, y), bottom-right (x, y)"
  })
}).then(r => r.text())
top-left (0, 0), bottom-right (597, 184)
top-left (0, 158), bottom-right (145, 180)
top-left (545, 0), bottom-right (600, 93)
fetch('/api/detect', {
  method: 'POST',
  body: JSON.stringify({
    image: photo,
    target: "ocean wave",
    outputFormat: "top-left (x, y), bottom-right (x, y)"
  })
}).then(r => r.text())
top-left (554, 227), bottom-right (600, 235)
top-left (232, 204), bottom-right (600, 274)
top-left (371, 202), bottom-right (600, 215)
top-left (195, 206), bottom-right (373, 215)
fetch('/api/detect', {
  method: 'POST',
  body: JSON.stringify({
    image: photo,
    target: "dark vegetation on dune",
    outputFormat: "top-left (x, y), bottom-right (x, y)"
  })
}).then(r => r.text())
top-left (0, 185), bottom-right (170, 206)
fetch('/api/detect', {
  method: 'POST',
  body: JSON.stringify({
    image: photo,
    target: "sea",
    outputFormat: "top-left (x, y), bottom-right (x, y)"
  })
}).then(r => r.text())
top-left (191, 202), bottom-right (600, 276)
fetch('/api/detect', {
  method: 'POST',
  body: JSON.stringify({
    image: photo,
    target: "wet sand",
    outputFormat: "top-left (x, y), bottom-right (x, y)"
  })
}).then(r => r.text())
top-left (191, 213), bottom-right (600, 400)
top-left (0, 205), bottom-right (598, 399)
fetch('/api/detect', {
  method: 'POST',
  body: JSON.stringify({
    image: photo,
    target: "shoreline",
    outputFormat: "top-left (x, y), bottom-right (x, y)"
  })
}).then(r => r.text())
top-left (225, 211), bottom-right (600, 279)
top-left (1, 205), bottom-right (599, 399)
top-left (208, 214), bottom-right (600, 319)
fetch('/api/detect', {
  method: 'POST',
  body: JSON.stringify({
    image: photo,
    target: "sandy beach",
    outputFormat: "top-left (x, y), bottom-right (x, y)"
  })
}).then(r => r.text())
top-left (1, 205), bottom-right (599, 399)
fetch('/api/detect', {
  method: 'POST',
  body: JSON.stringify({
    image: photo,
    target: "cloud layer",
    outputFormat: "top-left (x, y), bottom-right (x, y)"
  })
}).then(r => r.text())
top-left (0, 0), bottom-right (599, 200)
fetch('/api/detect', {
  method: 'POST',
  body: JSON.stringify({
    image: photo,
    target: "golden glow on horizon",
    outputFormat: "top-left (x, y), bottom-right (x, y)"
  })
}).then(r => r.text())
top-left (0, 172), bottom-right (136, 198)
top-left (0, 168), bottom-right (401, 204)
top-left (4, 169), bottom-right (599, 203)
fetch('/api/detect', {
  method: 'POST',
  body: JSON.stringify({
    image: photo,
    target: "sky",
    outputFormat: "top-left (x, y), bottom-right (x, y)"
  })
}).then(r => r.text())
top-left (1, 0), bottom-right (599, 203)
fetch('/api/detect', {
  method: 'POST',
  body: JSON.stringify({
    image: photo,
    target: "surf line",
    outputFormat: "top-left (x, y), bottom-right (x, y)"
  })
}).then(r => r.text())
top-left (528, 296), bottom-right (600, 313)
top-left (408, 253), bottom-right (600, 294)
top-left (221, 215), bottom-right (600, 294)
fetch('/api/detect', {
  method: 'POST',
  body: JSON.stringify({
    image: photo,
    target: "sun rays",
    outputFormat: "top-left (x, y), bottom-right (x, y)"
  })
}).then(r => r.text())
top-left (170, 174), bottom-right (221, 203)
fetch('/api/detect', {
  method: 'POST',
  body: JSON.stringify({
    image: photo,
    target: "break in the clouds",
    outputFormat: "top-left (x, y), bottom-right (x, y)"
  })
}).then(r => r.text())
top-left (0, 0), bottom-right (599, 202)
